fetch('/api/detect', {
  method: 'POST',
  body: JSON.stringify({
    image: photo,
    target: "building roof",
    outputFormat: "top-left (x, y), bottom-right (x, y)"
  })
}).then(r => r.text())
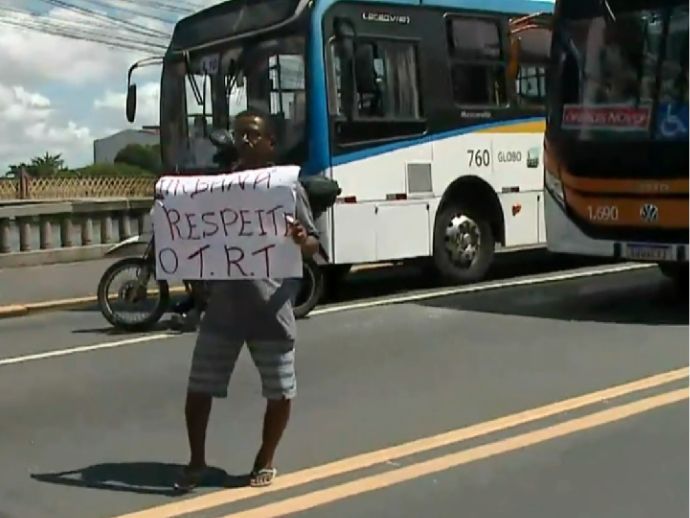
top-left (93, 128), bottom-right (159, 144)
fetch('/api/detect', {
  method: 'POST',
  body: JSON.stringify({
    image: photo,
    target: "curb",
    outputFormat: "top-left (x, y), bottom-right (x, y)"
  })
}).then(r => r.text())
top-left (0, 297), bottom-right (96, 320)
top-left (0, 286), bottom-right (188, 320)
top-left (0, 264), bottom-right (395, 320)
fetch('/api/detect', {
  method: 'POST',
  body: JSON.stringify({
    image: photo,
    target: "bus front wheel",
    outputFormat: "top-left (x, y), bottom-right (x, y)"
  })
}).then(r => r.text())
top-left (432, 201), bottom-right (495, 284)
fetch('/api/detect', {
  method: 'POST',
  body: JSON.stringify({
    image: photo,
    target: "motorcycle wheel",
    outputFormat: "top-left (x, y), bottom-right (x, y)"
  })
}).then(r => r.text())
top-left (97, 257), bottom-right (170, 332)
top-left (293, 258), bottom-right (324, 319)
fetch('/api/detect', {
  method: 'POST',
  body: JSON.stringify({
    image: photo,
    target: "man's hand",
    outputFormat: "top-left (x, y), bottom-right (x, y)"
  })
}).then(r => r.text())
top-left (288, 220), bottom-right (319, 257)
top-left (289, 220), bottom-right (308, 245)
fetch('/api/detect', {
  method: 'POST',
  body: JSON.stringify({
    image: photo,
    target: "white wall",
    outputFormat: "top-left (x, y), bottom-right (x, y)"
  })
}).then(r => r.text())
top-left (93, 129), bottom-right (159, 164)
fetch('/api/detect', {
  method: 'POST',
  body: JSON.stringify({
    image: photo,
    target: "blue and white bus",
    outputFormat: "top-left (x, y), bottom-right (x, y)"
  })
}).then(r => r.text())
top-left (128, 0), bottom-right (554, 315)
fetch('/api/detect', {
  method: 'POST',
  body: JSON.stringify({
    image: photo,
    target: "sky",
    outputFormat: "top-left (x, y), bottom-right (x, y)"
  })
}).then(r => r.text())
top-left (0, 0), bottom-right (216, 173)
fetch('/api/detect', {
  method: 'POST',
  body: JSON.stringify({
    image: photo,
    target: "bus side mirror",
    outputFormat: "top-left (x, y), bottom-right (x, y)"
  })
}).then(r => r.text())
top-left (126, 83), bottom-right (137, 123)
top-left (124, 55), bottom-right (163, 124)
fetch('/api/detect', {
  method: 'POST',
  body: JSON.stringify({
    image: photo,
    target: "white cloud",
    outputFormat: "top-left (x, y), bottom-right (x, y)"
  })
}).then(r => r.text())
top-left (0, 5), bottom-right (171, 172)
top-left (24, 120), bottom-right (92, 145)
top-left (93, 91), bottom-right (124, 111)
top-left (94, 81), bottom-right (160, 127)
top-left (12, 86), bottom-right (51, 109)
top-left (0, 86), bottom-right (52, 123)
top-left (0, 1), bottom-right (223, 173)
top-left (0, 84), bottom-right (93, 170)
top-left (0, 20), bottom-right (147, 87)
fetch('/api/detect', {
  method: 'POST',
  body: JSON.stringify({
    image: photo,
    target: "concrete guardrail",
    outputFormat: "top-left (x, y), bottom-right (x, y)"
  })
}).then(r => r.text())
top-left (0, 198), bottom-right (153, 268)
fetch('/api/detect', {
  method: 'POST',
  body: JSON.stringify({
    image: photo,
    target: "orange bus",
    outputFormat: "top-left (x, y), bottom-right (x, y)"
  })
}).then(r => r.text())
top-left (544, 0), bottom-right (688, 284)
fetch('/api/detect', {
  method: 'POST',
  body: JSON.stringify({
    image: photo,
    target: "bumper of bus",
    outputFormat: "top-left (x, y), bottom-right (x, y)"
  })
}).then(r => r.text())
top-left (544, 189), bottom-right (688, 263)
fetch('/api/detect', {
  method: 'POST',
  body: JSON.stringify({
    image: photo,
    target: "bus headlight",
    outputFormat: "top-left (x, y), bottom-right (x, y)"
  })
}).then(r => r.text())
top-left (544, 167), bottom-right (565, 207)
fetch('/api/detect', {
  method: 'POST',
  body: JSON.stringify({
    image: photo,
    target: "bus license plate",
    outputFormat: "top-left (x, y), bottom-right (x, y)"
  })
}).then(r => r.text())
top-left (622, 244), bottom-right (674, 262)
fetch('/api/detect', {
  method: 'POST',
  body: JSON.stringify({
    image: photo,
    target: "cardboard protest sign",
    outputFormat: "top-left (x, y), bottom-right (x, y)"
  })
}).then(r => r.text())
top-left (152, 165), bottom-right (303, 281)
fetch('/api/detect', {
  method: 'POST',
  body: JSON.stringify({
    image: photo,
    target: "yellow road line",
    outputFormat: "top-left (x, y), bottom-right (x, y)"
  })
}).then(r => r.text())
top-left (0, 304), bottom-right (28, 317)
top-left (221, 388), bottom-right (688, 518)
top-left (114, 366), bottom-right (688, 518)
top-left (29, 286), bottom-right (188, 309)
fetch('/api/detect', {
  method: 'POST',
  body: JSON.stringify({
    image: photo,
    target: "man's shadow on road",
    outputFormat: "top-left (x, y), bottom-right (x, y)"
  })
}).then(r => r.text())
top-left (31, 462), bottom-right (250, 497)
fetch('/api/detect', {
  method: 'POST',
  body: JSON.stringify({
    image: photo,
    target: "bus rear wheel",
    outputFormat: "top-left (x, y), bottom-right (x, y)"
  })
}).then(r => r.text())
top-left (433, 202), bottom-right (495, 284)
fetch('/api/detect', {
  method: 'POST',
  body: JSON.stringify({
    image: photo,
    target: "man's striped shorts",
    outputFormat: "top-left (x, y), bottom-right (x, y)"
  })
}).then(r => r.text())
top-left (187, 330), bottom-right (296, 400)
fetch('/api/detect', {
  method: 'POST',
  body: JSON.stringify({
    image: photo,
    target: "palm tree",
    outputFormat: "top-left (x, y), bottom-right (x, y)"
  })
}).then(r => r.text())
top-left (29, 152), bottom-right (67, 177)
top-left (6, 163), bottom-right (30, 178)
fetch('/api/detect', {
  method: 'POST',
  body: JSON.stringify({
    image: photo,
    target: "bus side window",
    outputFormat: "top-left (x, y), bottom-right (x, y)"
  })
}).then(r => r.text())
top-left (446, 17), bottom-right (507, 107)
top-left (329, 39), bottom-right (422, 120)
top-left (328, 38), bottom-right (426, 146)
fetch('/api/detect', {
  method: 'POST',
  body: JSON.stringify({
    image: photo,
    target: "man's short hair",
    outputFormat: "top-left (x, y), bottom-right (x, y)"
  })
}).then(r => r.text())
top-left (234, 108), bottom-right (276, 137)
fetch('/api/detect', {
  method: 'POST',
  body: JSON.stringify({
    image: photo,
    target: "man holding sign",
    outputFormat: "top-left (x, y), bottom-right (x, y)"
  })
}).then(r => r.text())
top-left (163, 110), bottom-right (319, 490)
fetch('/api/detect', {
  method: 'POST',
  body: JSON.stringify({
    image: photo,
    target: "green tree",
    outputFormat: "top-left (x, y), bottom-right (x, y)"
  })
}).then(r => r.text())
top-left (29, 152), bottom-right (67, 177)
top-left (6, 153), bottom-right (66, 178)
top-left (114, 144), bottom-right (161, 174)
top-left (6, 163), bottom-right (30, 178)
top-left (72, 163), bottom-right (155, 177)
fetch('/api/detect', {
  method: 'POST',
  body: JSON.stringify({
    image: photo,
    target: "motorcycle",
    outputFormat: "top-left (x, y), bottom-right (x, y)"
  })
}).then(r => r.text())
top-left (97, 230), bottom-right (322, 332)
top-left (97, 231), bottom-right (175, 332)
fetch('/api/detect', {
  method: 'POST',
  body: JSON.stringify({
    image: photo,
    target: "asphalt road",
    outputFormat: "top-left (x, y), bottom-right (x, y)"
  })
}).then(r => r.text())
top-left (0, 258), bottom-right (120, 306)
top-left (0, 260), bottom-right (687, 518)
top-left (0, 248), bottom-right (609, 307)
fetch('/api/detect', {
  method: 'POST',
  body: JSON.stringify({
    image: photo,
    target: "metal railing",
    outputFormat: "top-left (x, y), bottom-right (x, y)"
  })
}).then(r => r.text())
top-left (0, 176), bottom-right (155, 201)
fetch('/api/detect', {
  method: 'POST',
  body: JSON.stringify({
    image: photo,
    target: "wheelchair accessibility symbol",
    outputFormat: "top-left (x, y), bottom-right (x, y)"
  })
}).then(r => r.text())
top-left (657, 103), bottom-right (688, 140)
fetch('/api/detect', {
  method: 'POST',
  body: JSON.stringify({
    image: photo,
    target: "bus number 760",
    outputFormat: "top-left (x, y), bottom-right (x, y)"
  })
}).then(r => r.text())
top-left (468, 149), bottom-right (491, 168)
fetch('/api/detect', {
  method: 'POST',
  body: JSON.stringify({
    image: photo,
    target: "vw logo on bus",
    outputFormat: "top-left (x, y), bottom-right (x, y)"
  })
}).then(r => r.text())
top-left (640, 204), bottom-right (659, 223)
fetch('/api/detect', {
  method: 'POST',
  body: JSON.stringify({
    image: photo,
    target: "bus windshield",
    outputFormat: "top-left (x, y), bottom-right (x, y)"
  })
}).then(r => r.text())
top-left (159, 33), bottom-right (307, 172)
top-left (554, 0), bottom-right (688, 142)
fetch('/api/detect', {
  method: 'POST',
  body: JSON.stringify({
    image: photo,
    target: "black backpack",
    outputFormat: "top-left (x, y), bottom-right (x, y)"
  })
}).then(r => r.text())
top-left (299, 175), bottom-right (341, 218)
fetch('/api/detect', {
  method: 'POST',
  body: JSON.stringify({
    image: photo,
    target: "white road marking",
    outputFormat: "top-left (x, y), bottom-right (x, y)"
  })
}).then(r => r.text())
top-left (310, 263), bottom-right (653, 316)
top-left (0, 334), bottom-right (172, 367)
top-left (0, 262), bottom-right (654, 367)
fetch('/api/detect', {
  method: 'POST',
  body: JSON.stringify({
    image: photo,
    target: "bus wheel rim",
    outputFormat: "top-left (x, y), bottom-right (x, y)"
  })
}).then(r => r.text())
top-left (444, 213), bottom-right (480, 267)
